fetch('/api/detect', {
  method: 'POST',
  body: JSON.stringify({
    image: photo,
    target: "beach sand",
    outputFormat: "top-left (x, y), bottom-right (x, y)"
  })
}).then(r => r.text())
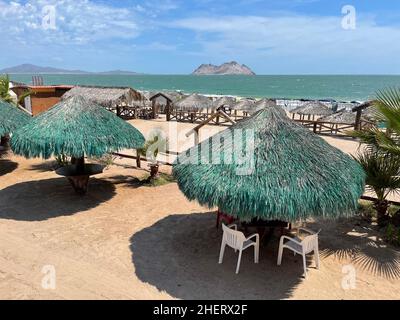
top-left (0, 118), bottom-right (399, 300)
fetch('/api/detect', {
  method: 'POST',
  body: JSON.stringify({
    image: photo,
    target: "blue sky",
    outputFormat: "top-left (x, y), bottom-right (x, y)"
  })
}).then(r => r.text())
top-left (1, 0), bottom-right (400, 74)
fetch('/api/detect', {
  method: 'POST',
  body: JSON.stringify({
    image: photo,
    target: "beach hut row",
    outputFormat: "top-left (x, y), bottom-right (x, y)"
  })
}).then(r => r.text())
top-left (1, 95), bottom-right (366, 217)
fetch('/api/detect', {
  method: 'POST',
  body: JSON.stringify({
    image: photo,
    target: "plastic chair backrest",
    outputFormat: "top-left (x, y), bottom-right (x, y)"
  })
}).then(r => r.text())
top-left (302, 233), bottom-right (318, 254)
top-left (222, 224), bottom-right (246, 250)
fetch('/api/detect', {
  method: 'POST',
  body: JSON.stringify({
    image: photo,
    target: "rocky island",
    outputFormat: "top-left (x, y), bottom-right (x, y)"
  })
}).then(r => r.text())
top-left (192, 61), bottom-right (256, 75)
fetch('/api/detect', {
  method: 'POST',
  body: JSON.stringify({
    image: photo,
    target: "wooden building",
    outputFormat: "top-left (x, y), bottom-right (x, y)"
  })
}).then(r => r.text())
top-left (12, 84), bottom-right (74, 116)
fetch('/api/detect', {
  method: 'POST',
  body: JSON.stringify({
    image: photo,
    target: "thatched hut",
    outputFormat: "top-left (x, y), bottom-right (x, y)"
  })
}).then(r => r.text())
top-left (173, 105), bottom-right (365, 222)
top-left (175, 93), bottom-right (213, 111)
top-left (0, 100), bottom-right (31, 137)
top-left (62, 86), bottom-right (144, 110)
top-left (11, 96), bottom-right (145, 194)
top-left (319, 110), bottom-right (358, 124)
top-left (213, 96), bottom-right (236, 110)
top-left (291, 101), bottom-right (334, 120)
top-left (172, 93), bottom-right (214, 123)
top-left (231, 99), bottom-right (256, 111)
top-left (352, 101), bottom-right (377, 130)
top-left (253, 98), bottom-right (277, 113)
top-left (230, 99), bottom-right (257, 120)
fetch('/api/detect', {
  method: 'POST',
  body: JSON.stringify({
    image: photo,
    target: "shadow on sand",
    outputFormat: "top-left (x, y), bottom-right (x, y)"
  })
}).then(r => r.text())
top-left (28, 162), bottom-right (58, 172)
top-left (315, 218), bottom-right (400, 280)
top-left (0, 177), bottom-right (116, 221)
top-left (0, 159), bottom-right (18, 176)
top-left (130, 212), bottom-right (305, 300)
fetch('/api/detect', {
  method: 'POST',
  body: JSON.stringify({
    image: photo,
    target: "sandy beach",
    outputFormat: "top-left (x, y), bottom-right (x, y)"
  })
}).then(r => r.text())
top-left (0, 118), bottom-right (399, 300)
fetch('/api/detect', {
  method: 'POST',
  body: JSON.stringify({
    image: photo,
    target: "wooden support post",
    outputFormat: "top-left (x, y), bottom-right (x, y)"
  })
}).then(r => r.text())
top-left (354, 110), bottom-right (362, 131)
top-left (136, 149), bottom-right (141, 168)
top-left (151, 100), bottom-right (157, 119)
top-left (194, 129), bottom-right (200, 145)
top-left (166, 102), bottom-right (171, 121)
top-left (313, 122), bottom-right (317, 133)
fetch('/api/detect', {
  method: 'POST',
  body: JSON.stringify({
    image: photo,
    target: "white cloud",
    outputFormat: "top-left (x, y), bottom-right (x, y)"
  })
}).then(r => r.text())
top-left (0, 0), bottom-right (140, 45)
top-left (169, 14), bottom-right (400, 73)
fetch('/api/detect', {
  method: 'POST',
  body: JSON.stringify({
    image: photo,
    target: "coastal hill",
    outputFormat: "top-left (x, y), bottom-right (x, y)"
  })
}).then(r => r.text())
top-left (192, 61), bottom-right (256, 75)
top-left (0, 64), bottom-right (138, 75)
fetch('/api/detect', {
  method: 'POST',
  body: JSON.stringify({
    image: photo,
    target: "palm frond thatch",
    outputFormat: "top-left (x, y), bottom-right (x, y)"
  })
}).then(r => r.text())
top-left (253, 98), bottom-right (277, 113)
top-left (213, 96), bottom-right (236, 109)
top-left (292, 100), bottom-right (333, 116)
top-left (11, 96), bottom-right (145, 159)
top-left (62, 86), bottom-right (144, 108)
top-left (319, 110), bottom-right (358, 124)
top-left (0, 99), bottom-right (31, 136)
top-left (175, 93), bottom-right (213, 111)
top-left (231, 99), bottom-right (256, 111)
top-left (173, 105), bottom-right (365, 221)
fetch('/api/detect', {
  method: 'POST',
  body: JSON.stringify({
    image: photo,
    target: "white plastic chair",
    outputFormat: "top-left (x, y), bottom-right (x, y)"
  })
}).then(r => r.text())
top-left (277, 227), bottom-right (321, 278)
top-left (219, 223), bottom-right (260, 274)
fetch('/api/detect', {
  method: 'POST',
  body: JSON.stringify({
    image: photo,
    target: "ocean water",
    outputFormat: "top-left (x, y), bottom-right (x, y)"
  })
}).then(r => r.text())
top-left (10, 74), bottom-right (400, 102)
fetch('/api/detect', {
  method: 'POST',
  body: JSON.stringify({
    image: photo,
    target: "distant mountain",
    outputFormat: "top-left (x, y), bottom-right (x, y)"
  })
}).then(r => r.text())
top-left (0, 64), bottom-right (89, 74)
top-left (0, 64), bottom-right (138, 75)
top-left (97, 70), bottom-right (138, 75)
top-left (192, 61), bottom-right (256, 75)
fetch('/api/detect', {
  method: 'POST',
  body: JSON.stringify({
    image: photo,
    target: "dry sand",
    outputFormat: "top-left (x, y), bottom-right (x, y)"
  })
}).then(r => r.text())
top-left (0, 118), bottom-right (399, 300)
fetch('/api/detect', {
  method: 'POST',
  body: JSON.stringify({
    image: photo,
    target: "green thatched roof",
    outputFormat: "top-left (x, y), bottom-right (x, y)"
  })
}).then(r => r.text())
top-left (0, 99), bottom-right (31, 136)
top-left (173, 105), bottom-right (365, 221)
top-left (11, 96), bottom-right (145, 159)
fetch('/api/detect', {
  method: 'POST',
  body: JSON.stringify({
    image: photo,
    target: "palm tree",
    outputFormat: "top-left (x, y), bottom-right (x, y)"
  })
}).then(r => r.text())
top-left (0, 74), bottom-right (32, 106)
top-left (351, 88), bottom-right (400, 226)
top-left (139, 131), bottom-right (168, 180)
top-left (352, 88), bottom-right (400, 155)
top-left (355, 152), bottom-right (400, 226)
top-left (0, 74), bottom-right (15, 103)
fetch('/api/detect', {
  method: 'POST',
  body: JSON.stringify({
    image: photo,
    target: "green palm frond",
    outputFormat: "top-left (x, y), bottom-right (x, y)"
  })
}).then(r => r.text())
top-left (354, 152), bottom-right (400, 201)
top-left (350, 88), bottom-right (400, 156)
top-left (17, 90), bottom-right (33, 106)
top-left (0, 74), bottom-right (14, 104)
top-left (375, 88), bottom-right (400, 132)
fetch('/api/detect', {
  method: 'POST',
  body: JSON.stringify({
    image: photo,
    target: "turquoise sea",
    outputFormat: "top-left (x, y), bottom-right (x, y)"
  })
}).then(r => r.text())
top-left (10, 74), bottom-right (400, 102)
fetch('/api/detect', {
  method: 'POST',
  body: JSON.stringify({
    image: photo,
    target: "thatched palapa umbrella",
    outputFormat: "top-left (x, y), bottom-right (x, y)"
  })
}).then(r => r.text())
top-left (0, 99), bottom-right (31, 147)
top-left (175, 93), bottom-right (213, 112)
top-left (62, 86), bottom-right (144, 109)
top-left (291, 100), bottom-right (333, 120)
top-left (213, 96), bottom-right (236, 110)
top-left (319, 110), bottom-right (359, 124)
top-left (0, 100), bottom-right (31, 136)
top-left (253, 98), bottom-right (277, 113)
top-left (173, 105), bottom-right (365, 222)
top-left (11, 96), bottom-right (145, 194)
top-left (231, 99), bottom-right (256, 111)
